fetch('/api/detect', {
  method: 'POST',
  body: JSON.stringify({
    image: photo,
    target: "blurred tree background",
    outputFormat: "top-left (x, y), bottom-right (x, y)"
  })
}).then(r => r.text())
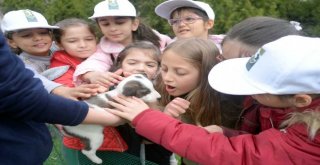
top-left (1, 0), bottom-right (319, 37)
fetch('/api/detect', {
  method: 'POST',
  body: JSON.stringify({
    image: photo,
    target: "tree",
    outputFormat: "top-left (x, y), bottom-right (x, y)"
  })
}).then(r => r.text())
top-left (1, 0), bottom-right (319, 36)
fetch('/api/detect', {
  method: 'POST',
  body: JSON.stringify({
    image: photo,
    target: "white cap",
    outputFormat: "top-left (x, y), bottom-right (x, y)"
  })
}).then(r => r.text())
top-left (208, 35), bottom-right (320, 95)
top-left (1, 9), bottom-right (58, 33)
top-left (89, 0), bottom-right (136, 19)
top-left (155, 0), bottom-right (215, 20)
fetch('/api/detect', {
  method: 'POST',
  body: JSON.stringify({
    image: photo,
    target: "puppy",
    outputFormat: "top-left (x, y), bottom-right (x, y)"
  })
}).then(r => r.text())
top-left (63, 74), bottom-right (161, 164)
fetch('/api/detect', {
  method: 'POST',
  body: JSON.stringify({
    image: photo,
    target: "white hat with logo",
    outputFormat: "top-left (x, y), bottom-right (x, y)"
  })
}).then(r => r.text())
top-left (208, 35), bottom-right (320, 95)
top-left (1, 9), bottom-right (58, 33)
top-left (155, 0), bottom-right (215, 20)
top-left (89, 0), bottom-right (136, 19)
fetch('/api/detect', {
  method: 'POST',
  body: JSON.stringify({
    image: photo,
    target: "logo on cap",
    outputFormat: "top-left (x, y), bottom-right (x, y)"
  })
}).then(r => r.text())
top-left (246, 48), bottom-right (265, 71)
top-left (108, 0), bottom-right (119, 10)
top-left (23, 10), bottom-right (38, 22)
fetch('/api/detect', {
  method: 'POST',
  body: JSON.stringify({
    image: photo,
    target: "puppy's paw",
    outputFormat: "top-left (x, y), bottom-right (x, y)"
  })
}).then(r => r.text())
top-left (82, 150), bottom-right (102, 164)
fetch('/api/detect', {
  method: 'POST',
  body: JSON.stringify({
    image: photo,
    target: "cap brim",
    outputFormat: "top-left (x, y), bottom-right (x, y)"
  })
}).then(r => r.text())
top-left (9, 25), bottom-right (59, 31)
top-left (155, 0), bottom-right (202, 19)
top-left (208, 58), bottom-right (266, 95)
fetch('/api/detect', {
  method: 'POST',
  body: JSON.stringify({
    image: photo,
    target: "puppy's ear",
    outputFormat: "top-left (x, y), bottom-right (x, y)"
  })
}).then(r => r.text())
top-left (140, 73), bottom-right (147, 78)
top-left (122, 81), bottom-right (151, 98)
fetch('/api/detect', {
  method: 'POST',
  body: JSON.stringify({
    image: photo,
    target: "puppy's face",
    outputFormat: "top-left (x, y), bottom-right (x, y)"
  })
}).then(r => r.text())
top-left (117, 74), bottom-right (161, 102)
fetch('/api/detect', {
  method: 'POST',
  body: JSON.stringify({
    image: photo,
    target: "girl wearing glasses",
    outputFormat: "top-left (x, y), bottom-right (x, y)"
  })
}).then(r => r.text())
top-left (155, 0), bottom-right (224, 52)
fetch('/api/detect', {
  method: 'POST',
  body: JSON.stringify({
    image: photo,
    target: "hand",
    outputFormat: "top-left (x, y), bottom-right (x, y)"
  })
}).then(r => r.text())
top-left (163, 97), bottom-right (190, 118)
top-left (203, 125), bottom-right (223, 133)
top-left (106, 95), bottom-right (150, 122)
top-left (82, 69), bottom-right (124, 88)
top-left (52, 84), bottom-right (100, 100)
top-left (54, 124), bottom-right (72, 137)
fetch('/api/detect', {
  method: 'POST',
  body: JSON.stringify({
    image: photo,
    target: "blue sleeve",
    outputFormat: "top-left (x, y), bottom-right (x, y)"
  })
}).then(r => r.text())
top-left (0, 33), bottom-right (88, 126)
top-left (25, 65), bottom-right (62, 93)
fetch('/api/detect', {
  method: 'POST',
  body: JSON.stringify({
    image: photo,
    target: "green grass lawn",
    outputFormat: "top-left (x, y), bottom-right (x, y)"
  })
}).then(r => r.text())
top-left (44, 125), bottom-right (66, 165)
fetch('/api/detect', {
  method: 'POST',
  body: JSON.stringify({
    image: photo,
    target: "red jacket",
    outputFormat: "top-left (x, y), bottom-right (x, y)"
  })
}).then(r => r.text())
top-left (50, 50), bottom-right (81, 87)
top-left (132, 110), bottom-right (320, 165)
top-left (224, 98), bottom-right (320, 137)
top-left (50, 51), bottom-right (127, 151)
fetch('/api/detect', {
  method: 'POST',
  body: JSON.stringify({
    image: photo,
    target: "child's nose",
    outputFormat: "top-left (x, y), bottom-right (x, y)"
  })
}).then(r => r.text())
top-left (78, 40), bottom-right (87, 47)
top-left (32, 33), bottom-right (43, 40)
top-left (162, 72), bottom-right (173, 82)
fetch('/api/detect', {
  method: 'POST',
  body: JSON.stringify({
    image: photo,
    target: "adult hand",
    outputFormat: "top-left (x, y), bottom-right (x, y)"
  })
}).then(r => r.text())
top-left (163, 97), bottom-right (190, 118)
top-left (52, 84), bottom-right (100, 100)
top-left (106, 95), bottom-right (150, 122)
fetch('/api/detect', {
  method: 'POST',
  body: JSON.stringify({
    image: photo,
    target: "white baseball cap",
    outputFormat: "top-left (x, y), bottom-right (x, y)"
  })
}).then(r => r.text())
top-left (208, 35), bottom-right (320, 95)
top-left (155, 0), bottom-right (215, 20)
top-left (1, 9), bottom-right (58, 33)
top-left (89, 0), bottom-right (136, 19)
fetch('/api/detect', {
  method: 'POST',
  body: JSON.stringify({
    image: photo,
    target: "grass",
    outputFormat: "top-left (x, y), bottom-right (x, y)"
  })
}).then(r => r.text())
top-left (44, 125), bottom-right (66, 165)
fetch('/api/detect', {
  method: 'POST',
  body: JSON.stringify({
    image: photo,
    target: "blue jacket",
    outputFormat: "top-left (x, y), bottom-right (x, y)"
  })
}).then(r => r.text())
top-left (0, 33), bottom-right (89, 164)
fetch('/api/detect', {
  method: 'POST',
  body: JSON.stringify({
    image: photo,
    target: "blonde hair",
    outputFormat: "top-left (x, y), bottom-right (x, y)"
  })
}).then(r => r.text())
top-left (157, 38), bottom-right (221, 126)
top-left (281, 110), bottom-right (320, 140)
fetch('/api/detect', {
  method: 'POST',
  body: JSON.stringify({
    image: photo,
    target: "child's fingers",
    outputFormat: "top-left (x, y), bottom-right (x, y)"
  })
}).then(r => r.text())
top-left (107, 100), bottom-right (127, 110)
top-left (173, 98), bottom-right (190, 109)
top-left (131, 96), bottom-right (147, 104)
top-left (105, 108), bottom-right (134, 121)
top-left (79, 83), bottom-right (100, 89)
top-left (112, 95), bottom-right (133, 105)
top-left (166, 109), bottom-right (180, 118)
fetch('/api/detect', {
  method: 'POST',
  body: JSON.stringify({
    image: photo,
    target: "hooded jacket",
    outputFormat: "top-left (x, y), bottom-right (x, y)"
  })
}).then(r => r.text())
top-left (131, 106), bottom-right (320, 165)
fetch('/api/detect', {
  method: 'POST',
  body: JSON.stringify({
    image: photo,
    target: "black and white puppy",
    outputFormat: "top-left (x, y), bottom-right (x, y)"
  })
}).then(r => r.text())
top-left (63, 74), bottom-right (161, 164)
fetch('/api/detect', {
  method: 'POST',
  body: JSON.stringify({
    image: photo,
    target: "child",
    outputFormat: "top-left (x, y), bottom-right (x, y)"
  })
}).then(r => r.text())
top-left (107, 35), bottom-right (320, 164)
top-left (1, 9), bottom-right (99, 100)
top-left (111, 41), bottom-right (173, 165)
top-left (132, 38), bottom-right (220, 164)
top-left (155, 0), bottom-right (224, 51)
top-left (219, 16), bottom-right (305, 61)
top-left (50, 18), bottom-right (97, 87)
top-left (49, 18), bottom-right (128, 164)
top-left (158, 38), bottom-right (221, 126)
top-left (74, 0), bottom-right (172, 88)
top-left (0, 32), bottom-right (125, 165)
top-left (217, 16), bottom-right (306, 133)
top-left (110, 41), bottom-right (161, 80)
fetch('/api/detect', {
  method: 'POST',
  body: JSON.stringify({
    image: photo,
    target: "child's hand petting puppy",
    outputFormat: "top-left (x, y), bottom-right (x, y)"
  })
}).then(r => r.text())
top-left (82, 69), bottom-right (124, 88)
top-left (163, 97), bottom-right (190, 118)
top-left (106, 95), bottom-right (150, 122)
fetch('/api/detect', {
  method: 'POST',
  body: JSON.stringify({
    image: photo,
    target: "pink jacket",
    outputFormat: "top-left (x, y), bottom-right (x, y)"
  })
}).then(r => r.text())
top-left (73, 32), bottom-right (172, 85)
top-left (132, 110), bottom-right (320, 165)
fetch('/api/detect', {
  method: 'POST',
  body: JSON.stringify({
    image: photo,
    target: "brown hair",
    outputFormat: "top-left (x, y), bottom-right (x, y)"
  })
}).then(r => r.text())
top-left (53, 18), bottom-right (96, 44)
top-left (110, 41), bottom-right (161, 72)
top-left (223, 16), bottom-right (305, 49)
top-left (157, 38), bottom-right (221, 126)
top-left (96, 16), bottom-right (162, 48)
top-left (170, 7), bottom-right (209, 21)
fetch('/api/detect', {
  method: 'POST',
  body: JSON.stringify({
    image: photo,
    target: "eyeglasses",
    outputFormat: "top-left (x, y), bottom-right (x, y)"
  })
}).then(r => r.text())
top-left (168, 17), bottom-right (203, 26)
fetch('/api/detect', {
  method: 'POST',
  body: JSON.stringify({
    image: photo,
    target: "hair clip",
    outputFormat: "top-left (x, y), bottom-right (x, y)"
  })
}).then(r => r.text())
top-left (290, 21), bottom-right (302, 31)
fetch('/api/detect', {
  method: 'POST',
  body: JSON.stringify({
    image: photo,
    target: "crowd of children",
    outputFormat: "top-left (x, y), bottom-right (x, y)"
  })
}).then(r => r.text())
top-left (1, 0), bottom-right (319, 165)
